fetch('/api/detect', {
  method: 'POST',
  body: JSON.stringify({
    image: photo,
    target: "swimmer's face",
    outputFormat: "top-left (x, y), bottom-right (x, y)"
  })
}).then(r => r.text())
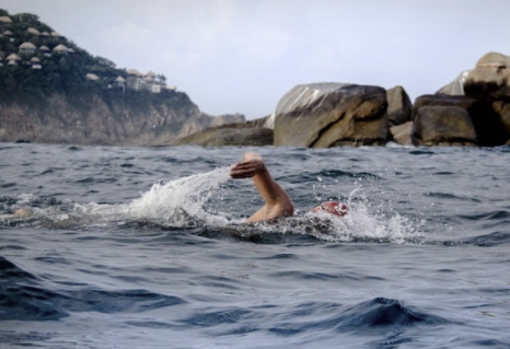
top-left (311, 201), bottom-right (347, 217)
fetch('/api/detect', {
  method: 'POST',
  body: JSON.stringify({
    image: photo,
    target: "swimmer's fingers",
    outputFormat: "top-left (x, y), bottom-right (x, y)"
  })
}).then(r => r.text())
top-left (230, 163), bottom-right (258, 178)
top-left (230, 160), bottom-right (266, 178)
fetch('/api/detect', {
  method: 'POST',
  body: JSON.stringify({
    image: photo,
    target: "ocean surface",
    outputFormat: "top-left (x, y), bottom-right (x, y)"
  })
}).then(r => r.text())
top-left (1, 143), bottom-right (509, 349)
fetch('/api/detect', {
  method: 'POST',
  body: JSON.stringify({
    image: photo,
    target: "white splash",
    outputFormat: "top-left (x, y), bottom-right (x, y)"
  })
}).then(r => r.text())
top-left (72, 167), bottom-right (231, 226)
top-left (251, 188), bottom-right (424, 244)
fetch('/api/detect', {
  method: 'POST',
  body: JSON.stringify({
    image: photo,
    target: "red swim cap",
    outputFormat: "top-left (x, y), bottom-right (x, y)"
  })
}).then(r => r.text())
top-left (312, 201), bottom-right (348, 217)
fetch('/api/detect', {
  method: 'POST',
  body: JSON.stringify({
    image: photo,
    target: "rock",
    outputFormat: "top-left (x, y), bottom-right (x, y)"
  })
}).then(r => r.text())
top-left (390, 121), bottom-right (413, 146)
top-left (491, 100), bottom-right (510, 141)
top-left (274, 83), bottom-right (388, 147)
top-left (172, 125), bottom-right (273, 147)
top-left (413, 106), bottom-right (477, 146)
top-left (413, 94), bottom-right (507, 146)
top-left (386, 86), bottom-right (412, 126)
top-left (436, 70), bottom-right (471, 95)
top-left (0, 91), bottom-right (244, 146)
top-left (464, 52), bottom-right (510, 99)
top-left (414, 94), bottom-right (478, 111)
top-left (244, 115), bottom-right (273, 129)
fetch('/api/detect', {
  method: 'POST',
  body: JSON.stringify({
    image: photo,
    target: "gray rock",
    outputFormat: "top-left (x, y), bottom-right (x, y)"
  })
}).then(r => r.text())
top-left (492, 100), bottom-right (510, 142)
top-left (386, 85), bottom-right (412, 126)
top-left (413, 94), bottom-right (508, 146)
top-left (413, 106), bottom-right (477, 146)
top-left (436, 70), bottom-right (470, 95)
top-left (172, 126), bottom-right (273, 147)
top-left (274, 83), bottom-right (388, 147)
top-left (390, 121), bottom-right (413, 146)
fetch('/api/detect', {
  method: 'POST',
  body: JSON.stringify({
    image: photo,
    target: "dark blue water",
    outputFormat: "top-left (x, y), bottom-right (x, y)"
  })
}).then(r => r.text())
top-left (1, 143), bottom-right (509, 349)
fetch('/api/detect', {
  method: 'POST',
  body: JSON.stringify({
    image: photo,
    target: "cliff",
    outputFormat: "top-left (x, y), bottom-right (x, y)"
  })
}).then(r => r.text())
top-left (0, 88), bottom-right (232, 146)
top-left (0, 10), bottom-right (244, 146)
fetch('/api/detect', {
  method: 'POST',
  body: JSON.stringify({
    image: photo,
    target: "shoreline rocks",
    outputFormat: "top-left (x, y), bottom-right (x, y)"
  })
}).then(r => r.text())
top-left (175, 51), bottom-right (510, 148)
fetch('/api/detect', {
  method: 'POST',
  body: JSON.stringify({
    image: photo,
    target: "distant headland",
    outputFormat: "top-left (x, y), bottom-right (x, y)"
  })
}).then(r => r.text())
top-left (0, 9), bottom-right (244, 146)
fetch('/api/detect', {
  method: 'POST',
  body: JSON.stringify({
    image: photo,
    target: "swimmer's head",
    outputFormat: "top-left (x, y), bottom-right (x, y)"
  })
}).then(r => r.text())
top-left (311, 201), bottom-right (347, 217)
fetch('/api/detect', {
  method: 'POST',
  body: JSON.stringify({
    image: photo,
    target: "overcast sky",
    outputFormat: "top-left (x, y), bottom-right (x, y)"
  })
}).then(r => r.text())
top-left (1, 0), bottom-right (509, 119)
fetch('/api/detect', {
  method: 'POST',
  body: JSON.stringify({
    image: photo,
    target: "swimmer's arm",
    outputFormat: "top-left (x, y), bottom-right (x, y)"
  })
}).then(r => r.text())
top-left (230, 152), bottom-right (294, 222)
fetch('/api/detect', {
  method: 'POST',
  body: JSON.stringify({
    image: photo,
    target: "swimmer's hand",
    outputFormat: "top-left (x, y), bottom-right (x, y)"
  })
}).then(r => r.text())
top-left (230, 158), bottom-right (267, 179)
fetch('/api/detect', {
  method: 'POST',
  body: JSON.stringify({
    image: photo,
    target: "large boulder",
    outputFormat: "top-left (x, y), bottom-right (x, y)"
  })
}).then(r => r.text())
top-left (386, 86), bottom-right (412, 126)
top-left (274, 83), bottom-right (388, 147)
top-left (413, 94), bottom-right (507, 146)
top-left (464, 52), bottom-right (510, 99)
top-left (413, 106), bottom-right (477, 146)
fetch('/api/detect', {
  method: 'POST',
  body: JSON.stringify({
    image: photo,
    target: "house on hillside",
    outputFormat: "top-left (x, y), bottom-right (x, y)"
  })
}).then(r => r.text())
top-left (53, 44), bottom-right (69, 55)
top-left (6, 53), bottom-right (21, 65)
top-left (0, 16), bottom-right (12, 28)
top-left (145, 70), bottom-right (156, 81)
top-left (115, 76), bottom-right (126, 93)
top-left (86, 73), bottom-right (100, 81)
top-left (126, 69), bottom-right (164, 93)
top-left (39, 45), bottom-right (51, 57)
top-left (126, 69), bottom-right (143, 91)
top-left (31, 57), bottom-right (42, 70)
top-left (27, 27), bottom-right (41, 36)
top-left (19, 42), bottom-right (37, 54)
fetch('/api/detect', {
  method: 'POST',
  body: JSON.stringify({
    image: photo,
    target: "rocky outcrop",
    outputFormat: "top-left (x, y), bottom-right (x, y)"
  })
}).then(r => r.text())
top-left (172, 125), bottom-right (272, 147)
top-left (172, 116), bottom-right (272, 147)
top-left (175, 52), bottom-right (510, 148)
top-left (273, 83), bottom-right (388, 147)
top-left (0, 91), bottom-right (245, 146)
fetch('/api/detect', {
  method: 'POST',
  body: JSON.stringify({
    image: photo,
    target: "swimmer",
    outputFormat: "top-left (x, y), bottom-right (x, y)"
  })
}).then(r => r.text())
top-left (230, 152), bottom-right (347, 222)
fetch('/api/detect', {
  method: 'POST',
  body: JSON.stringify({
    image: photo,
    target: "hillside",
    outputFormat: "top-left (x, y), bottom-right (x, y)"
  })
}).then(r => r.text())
top-left (0, 9), bottom-right (244, 145)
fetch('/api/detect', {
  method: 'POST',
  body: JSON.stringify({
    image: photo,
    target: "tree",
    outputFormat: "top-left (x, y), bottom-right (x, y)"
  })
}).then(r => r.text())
top-left (157, 74), bottom-right (167, 84)
top-left (96, 56), bottom-right (116, 69)
top-left (13, 13), bottom-right (39, 24)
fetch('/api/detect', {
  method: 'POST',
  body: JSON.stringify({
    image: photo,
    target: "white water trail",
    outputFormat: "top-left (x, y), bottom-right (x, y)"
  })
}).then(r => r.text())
top-left (73, 167), bottom-right (231, 226)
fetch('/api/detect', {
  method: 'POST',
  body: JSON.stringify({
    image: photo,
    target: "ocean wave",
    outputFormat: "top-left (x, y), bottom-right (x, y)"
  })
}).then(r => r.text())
top-left (0, 257), bottom-right (185, 321)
